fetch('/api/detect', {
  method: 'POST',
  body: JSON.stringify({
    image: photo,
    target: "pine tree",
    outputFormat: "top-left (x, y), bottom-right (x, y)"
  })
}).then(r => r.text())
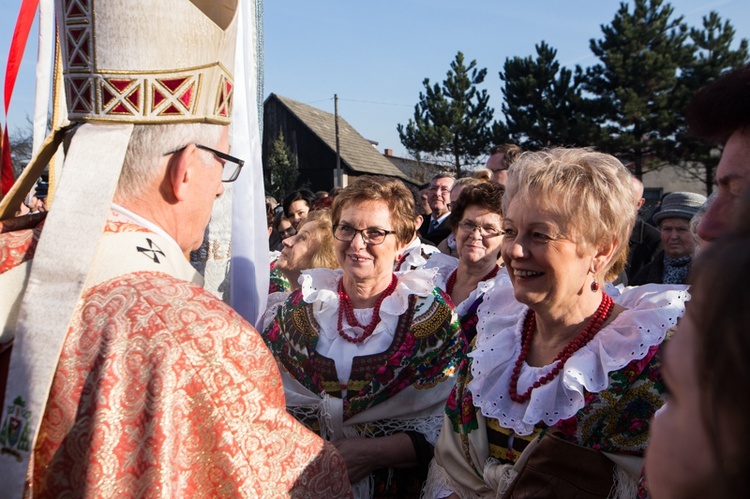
top-left (398, 52), bottom-right (493, 177)
top-left (676, 12), bottom-right (749, 194)
top-left (494, 42), bottom-right (599, 150)
top-left (583, 0), bottom-right (693, 178)
top-left (266, 130), bottom-right (298, 200)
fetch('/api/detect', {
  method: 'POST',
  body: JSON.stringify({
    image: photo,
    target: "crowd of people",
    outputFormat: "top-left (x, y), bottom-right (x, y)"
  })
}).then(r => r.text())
top-left (1, 2), bottom-right (749, 496)
top-left (250, 65), bottom-right (750, 499)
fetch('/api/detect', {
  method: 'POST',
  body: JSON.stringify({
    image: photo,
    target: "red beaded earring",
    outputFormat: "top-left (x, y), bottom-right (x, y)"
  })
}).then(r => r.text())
top-left (591, 279), bottom-right (599, 292)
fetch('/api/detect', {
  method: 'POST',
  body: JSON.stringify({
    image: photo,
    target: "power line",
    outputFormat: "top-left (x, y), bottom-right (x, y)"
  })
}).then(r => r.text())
top-left (305, 97), bottom-right (333, 105)
top-left (338, 97), bottom-right (411, 108)
top-left (304, 96), bottom-right (411, 108)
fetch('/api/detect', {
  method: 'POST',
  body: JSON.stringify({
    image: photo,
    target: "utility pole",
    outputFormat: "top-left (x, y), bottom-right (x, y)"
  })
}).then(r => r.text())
top-left (334, 94), bottom-right (342, 188)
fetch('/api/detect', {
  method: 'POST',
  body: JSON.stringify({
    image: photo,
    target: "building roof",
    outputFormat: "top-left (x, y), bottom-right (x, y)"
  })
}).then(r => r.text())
top-left (270, 94), bottom-right (413, 183)
top-left (383, 153), bottom-right (450, 186)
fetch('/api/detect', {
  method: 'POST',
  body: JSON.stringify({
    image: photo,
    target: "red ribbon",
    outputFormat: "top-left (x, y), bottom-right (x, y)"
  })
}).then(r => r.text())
top-left (2, 0), bottom-right (40, 196)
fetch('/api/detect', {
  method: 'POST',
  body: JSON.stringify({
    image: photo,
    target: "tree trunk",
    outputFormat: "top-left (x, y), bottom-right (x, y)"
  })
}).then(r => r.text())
top-left (704, 163), bottom-right (714, 196)
top-left (453, 140), bottom-right (462, 178)
top-left (633, 154), bottom-right (643, 180)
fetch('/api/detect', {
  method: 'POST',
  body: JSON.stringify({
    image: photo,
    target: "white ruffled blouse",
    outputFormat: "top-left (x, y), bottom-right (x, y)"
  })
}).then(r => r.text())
top-left (468, 283), bottom-right (690, 436)
top-left (424, 252), bottom-right (510, 318)
top-left (395, 238), bottom-right (441, 271)
top-left (299, 267), bottom-right (438, 384)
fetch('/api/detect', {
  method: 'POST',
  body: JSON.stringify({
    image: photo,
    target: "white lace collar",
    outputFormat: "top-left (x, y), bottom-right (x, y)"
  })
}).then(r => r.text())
top-left (300, 267), bottom-right (437, 319)
top-left (299, 268), bottom-right (439, 383)
top-left (468, 284), bottom-right (690, 436)
top-left (423, 252), bottom-right (458, 285)
top-left (424, 254), bottom-right (510, 316)
top-left (396, 238), bottom-right (441, 271)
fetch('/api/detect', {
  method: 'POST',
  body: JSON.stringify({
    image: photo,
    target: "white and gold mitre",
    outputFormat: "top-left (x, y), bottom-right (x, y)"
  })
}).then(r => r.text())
top-left (58, 0), bottom-right (238, 124)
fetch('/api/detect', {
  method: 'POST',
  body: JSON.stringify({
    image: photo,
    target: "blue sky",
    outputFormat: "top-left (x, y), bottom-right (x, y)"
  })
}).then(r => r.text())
top-left (2, 1), bottom-right (748, 157)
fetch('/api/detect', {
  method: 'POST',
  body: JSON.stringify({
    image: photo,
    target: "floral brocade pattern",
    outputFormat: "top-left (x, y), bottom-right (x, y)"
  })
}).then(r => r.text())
top-left (0, 219), bottom-right (148, 276)
top-left (32, 273), bottom-right (350, 497)
top-left (445, 343), bottom-right (667, 465)
top-left (11, 220), bottom-right (352, 498)
top-left (0, 223), bottom-right (42, 274)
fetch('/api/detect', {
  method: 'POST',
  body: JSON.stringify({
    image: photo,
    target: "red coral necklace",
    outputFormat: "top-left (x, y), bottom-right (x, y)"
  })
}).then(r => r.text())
top-left (337, 274), bottom-right (398, 344)
top-left (509, 293), bottom-right (615, 403)
top-left (446, 264), bottom-right (500, 296)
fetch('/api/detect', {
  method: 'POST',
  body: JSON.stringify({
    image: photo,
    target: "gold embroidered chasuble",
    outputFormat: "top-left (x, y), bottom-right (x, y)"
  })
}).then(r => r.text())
top-left (0, 219), bottom-right (352, 497)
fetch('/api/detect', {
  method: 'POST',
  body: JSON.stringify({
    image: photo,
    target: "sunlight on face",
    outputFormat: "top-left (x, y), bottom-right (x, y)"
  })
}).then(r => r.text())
top-left (334, 199), bottom-right (400, 290)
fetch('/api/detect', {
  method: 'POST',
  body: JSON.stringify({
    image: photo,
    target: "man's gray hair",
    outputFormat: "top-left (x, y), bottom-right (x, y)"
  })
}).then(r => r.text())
top-left (116, 123), bottom-right (225, 200)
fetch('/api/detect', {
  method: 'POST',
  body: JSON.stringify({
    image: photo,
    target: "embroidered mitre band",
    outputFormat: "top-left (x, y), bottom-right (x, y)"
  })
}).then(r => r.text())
top-left (59, 0), bottom-right (238, 124)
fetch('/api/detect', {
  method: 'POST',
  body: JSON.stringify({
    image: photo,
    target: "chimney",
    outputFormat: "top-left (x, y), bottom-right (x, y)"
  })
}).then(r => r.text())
top-left (384, 149), bottom-right (393, 156)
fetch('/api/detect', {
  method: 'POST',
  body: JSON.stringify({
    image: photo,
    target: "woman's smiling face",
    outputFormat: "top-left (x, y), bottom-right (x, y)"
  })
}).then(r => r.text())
top-left (334, 199), bottom-right (400, 288)
top-left (501, 195), bottom-right (593, 314)
top-left (456, 205), bottom-right (503, 267)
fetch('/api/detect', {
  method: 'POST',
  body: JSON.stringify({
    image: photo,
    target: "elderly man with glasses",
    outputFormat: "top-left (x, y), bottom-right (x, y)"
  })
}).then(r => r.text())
top-left (0, 1), bottom-right (350, 497)
top-left (419, 173), bottom-right (456, 246)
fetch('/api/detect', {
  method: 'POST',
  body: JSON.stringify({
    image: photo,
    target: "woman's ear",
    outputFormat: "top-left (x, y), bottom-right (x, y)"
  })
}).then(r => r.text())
top-left (592, 235), bottom-right (618, 274)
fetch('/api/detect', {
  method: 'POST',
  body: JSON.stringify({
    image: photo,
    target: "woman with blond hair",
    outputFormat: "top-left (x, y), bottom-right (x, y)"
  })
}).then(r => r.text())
top-left (261, 209), bottom-right (339, 330)
top-left (425, 148), bottom-right (689, 498)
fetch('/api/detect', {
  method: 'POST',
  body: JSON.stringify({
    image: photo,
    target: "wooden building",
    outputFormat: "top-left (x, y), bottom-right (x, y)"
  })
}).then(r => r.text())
top-left (263, 93), bottom-right (426, 192)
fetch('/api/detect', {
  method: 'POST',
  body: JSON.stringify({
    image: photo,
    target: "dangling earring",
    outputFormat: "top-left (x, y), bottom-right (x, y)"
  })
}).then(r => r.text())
top-left (590, 279), bottom-right (600, 292)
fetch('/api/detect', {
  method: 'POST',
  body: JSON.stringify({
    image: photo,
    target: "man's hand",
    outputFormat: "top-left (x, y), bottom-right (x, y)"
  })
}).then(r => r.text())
top-left (0, 212), bottom-right (46, 233)
top-left (333, 433), bottom-right (418, 483)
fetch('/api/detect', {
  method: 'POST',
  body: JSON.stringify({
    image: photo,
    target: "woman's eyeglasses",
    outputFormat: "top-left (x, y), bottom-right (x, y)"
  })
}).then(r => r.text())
top-left (457, 220), bottom-right (502, 237)
top-left (333, 224), bottom-right (397, 245)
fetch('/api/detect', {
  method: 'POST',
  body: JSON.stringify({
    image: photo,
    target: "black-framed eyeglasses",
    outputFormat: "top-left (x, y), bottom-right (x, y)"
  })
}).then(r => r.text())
top-left (164, 144), bottom-right (244, 182)
top-left (457, 220), bottom-right (502, 237)
top-left (333, 224), bottom-right (397, 245)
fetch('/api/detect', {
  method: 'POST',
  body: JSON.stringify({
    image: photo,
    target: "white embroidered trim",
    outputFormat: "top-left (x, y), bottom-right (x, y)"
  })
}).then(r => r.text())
top-left (299, 267), bottom-right (437, 317)
top-left (398, 239), bottom-right (441, 271)
top-left (425, 255), bottom-right (513, 317)
top-left (468, 284), bottom-right (690, 436)
top-left (423, 252), bottom-right (459, 288)
top-left (260, 291), bottom-right (290, 333)
top-left (298, 268), bottom-right (440, 382)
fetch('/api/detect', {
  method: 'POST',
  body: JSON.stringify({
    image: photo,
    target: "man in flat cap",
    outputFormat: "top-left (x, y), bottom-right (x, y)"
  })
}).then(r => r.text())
top-left (631, 192), bottom-right (706, 285)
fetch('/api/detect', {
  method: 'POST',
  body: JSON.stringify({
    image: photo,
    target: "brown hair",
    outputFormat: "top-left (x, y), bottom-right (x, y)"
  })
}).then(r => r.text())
top-left (686, 194), bottom-right (750, 495)
top-left (331, 176), bottom-right (416, 245)
top-left (272, 211), bottom-right (292, 233)
top-left (686, 65), bottom-right (750, 144)
top-left (449, 182), bottom-right (504, 232)
top-left (472, 169), bottom-right (492, 181)
top-left (489, 143), bottom-right (522, 168)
